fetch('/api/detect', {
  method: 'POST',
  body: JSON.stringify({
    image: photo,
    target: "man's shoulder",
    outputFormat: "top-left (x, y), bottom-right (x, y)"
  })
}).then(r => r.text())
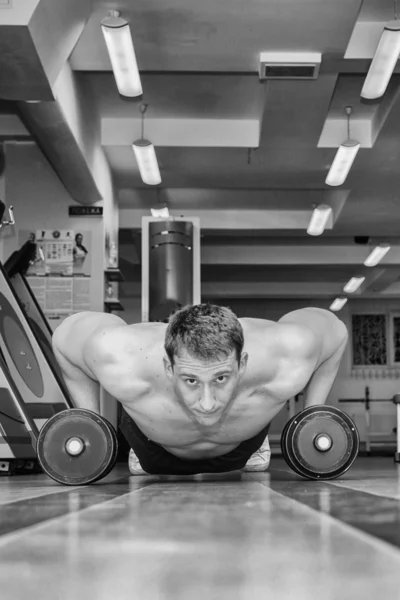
top-left (240, 316), bottom-right (317, 359)
top-left (278, 307), bottom-right (347, 347)
top-left (87, 322), bottom-right (166, 360)
top-left (276, 322), bottom-right (318, 358)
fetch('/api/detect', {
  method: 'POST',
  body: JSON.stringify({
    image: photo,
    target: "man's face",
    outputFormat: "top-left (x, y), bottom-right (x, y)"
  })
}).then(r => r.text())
top-left (164, 349), bottom-right (248, 426)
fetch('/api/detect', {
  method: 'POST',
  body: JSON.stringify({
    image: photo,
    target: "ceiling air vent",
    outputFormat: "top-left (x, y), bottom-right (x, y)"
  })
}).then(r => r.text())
top-left (259, 52), bottom-right (321, 80)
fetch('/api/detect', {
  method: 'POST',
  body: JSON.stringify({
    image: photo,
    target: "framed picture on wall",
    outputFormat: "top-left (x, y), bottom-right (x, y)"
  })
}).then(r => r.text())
top-left (351, 311), bottom-right (400, 370)
top-left (388, 312), bottom-right (400, 367)
top-left (351, 313), bottom-right (387, 367)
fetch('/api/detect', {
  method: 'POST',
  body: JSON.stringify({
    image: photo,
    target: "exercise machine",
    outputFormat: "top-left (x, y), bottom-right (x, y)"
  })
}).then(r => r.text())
top-left (0, 200), bottom-right (72, 473)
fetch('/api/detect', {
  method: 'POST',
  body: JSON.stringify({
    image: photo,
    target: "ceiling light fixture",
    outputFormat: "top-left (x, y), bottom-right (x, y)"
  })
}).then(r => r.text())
top-left (132, 104), bottom-right (162, 186)
top-left (364, 243), bottom-right (391, 267)
top-left (101, 10), bottom-right (143, 97)
top-left (325, 106), bottom-right (360, 187)
top-left (343, 276), bottom-right (365, 293)
top-left (151, 190), bottom-right (169, 217)
top-left (361, 1), bottom-right (400, 99)
top-left (330, 297), bottom-right (348, 312)
top-left (307, 204), bottom-right (332, 236)
top-left (151, 206), bottom-right (170, 218)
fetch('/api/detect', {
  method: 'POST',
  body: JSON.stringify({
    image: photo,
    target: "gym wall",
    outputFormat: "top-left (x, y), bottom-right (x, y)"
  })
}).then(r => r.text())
top-left (1, 142), bottom-right (106, 314)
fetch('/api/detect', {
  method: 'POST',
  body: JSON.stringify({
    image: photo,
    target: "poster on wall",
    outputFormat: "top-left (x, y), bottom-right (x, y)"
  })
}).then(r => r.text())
top-left (18, 229), bottom-right (92, 277)
top-left (18, 229), bottom-right (93, 320)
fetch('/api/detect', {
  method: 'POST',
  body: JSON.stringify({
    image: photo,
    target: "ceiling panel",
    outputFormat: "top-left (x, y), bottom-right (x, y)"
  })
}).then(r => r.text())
top-left (71, 0), bottom-right (362, 71)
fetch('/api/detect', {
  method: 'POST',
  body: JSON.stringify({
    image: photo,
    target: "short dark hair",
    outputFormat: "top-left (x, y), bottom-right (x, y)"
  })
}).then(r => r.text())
top-left (164, 303), bottom-right (244, 365)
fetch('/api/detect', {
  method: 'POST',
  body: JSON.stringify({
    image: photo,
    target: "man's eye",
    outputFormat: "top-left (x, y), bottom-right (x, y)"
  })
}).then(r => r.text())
top-left (216, 376), bottom-right (226, 383)
top-left (185, 379), bottom-right (197, 386)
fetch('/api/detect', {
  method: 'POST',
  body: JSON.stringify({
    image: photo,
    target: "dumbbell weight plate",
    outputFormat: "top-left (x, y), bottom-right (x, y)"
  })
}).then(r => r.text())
top-left (280, 413), bottom-right (312, 479)
top-left (95, 418), bottom-right (119, 481)
top-left (281, 405), bottom-right (359, 480)
top-left (37, 408), bottom-right (118, 486)
top-left (81, 416), bottom-right (119, 484)
top-left (281, 413), bottom-right (297, 449)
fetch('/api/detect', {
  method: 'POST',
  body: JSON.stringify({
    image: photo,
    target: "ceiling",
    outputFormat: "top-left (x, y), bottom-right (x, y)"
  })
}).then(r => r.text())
top-left (3, 0), bottom-right (400, 306)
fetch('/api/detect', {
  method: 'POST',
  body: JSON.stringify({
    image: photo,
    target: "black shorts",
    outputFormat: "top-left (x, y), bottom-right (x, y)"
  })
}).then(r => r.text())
top-left (119, 408), bottom-right (271, 475)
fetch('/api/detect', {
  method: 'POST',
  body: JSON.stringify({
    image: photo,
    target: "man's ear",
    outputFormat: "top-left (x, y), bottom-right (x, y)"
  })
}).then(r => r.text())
top-left (163, 356), bottom-right (174, 379)
top-left (239, 352), bottom-right (248, 374)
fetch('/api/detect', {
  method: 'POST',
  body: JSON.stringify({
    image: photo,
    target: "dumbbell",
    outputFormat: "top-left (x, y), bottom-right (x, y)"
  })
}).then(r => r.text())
top-left (36, 409), bottom-right (118, 485)
top-left (281, 405), bottom-right (359, 480)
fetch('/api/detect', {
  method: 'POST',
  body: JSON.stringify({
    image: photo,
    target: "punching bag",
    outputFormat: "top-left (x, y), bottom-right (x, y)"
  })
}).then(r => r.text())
top-left (149, 220), bottom-right (193, 322)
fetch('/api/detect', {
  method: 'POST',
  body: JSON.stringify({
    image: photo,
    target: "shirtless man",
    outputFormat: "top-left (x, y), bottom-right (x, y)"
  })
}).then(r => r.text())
top-left (52, 303), bottom-right (348, 476)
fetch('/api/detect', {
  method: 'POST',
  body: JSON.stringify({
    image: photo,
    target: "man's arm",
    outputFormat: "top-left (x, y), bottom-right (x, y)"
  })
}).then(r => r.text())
top-left (52, 311), bottom-right (127, 413)
top-left (52, 343), bottom-right (102, 413)
top-left (302, 335), bottom-right (348, 408)
top-left (279, 307), bottom-right (348, 408)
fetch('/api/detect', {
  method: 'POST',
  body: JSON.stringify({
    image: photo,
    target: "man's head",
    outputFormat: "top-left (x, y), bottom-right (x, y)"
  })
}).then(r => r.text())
top-left (163, 304), bottom-right (247, 425)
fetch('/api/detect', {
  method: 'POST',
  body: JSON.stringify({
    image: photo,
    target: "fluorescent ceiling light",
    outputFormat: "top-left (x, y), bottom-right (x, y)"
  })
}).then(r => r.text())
top-left (343, 276), bottom-right (365, 294)
top-left (361, 21), bottom-right (400, 100)
top-left (307, 204), bottom-right (332, 236)
top-left (101, 11), bottom-right (143, 97)
top-left (330, 298), bottom-right (348, 312)
top-left (132, 139), bottom-right (162, 185)
top-left (151, 206), bottom-right (170, 218)
top-left (364, 243), bottom-right (391, 267)
top-left (325, 140), bottom-right (360, 186)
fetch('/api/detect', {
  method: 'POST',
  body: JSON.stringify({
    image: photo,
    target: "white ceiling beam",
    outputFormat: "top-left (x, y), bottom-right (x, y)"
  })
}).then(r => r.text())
top-left (102, 118), bottom-right (260, 147)
top-left (362, 268), bottom-right (400, 293)
top-left (318, 117), bottom-right (372, 148)
top-left (318, 78), bottom-right (399, 148)
top-left (200, 245), bottom-right (397, 265)
top-left (345, 21), bottom-right (388, 59)
top-left (119, 208), bottom-right (338, 231)
top-left (119, 280), bottom-right (400, 299)
top-left (119, 243), bottom-right (400, 266)
top-left (118, 188), bottom-right (349, 212)
top-left (203, 282), bottom-right (352, 298)
top-left (120, 281), bottom-right (343, 299)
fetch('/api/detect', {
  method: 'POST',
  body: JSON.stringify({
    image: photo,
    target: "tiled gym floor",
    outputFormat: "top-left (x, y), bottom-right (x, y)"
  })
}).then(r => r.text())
top-left (0, 457), bottom-right (399, 600)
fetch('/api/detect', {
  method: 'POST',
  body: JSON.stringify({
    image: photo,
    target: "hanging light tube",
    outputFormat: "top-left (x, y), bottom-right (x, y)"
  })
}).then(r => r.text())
top-left (361, 21), bottom-right (400, 100)
top-left (101, 11), bottom-right (143, 97)
top-left (326, 106), bottom-right (360, 187)
top-left (325, 140), bottom-right (360, 187)
top-left (343, 277), bottom-right (365, 294)
top-left (364, 243), bottom-right (391, 267)
top-left (307, 204), bottom-right (332, 236)
top-left (132, 139), bottom-right (162, 185)
top-left (330, 298), bottom-right (348, 312)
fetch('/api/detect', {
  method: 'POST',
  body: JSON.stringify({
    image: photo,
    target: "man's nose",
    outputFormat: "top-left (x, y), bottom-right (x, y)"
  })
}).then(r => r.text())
top-left (199, 387), bottom-right (216, 412)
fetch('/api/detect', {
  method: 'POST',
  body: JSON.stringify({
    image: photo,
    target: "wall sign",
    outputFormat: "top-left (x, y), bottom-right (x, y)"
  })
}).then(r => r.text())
top-left (69, 206), bottom-right (103, 217)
